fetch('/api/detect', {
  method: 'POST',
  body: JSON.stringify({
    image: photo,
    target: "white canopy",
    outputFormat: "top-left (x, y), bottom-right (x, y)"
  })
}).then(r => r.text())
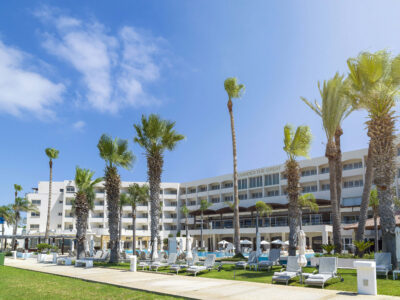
top-left (218, 240), bottom-right (229, 245)
top-left (260, 240), bottom-right (270, 245)
top-left (271, 239), bottom-right (283, 245)
top-left (240, 239), bottom-right (252, 245)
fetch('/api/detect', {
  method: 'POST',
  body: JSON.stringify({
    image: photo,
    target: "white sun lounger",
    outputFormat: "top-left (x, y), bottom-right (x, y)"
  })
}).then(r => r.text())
top-left (186, 254), bottom-right (216, 276)
top-left (272, 256), bottom-right (301, 285)
top-left (305, 257), bottom-right (341, 288)
top-left (257, 248), bottom-right (280, 270)
top-left (375, 252), bottom-right (392, 279)
top-left (235, 251), bottom-right (257, 270)
top-left (169, 253), bottom-right (199, 274)
top-left (150, 253), bottom-right (178, 272)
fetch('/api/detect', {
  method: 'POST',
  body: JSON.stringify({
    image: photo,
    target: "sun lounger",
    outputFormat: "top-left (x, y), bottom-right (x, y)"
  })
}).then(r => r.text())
top-left (150, 253), bottom-right (177, 272)
top-left (235, 251), bottom-right (257, 270)
top-left (375, 252), bottom-right (392, 279)
top-left (305, 257), bottom-right (341, 288)
top-left (257, 248), bottom-right (280, 270)
top-left (272, 256), bottom-right (301, 285)
top-left (186, 254), bottom-right (216, 276)
top-left (169, 253), bottom-right (199, 274)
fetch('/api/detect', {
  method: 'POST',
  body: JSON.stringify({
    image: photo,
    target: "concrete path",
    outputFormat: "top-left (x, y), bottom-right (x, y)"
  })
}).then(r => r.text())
top-left (4, 258), bottom-right (398, 300)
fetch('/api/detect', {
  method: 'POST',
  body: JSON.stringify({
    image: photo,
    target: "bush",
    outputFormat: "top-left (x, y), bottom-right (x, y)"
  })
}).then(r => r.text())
top-left (37, 243), bottom-right (52, 253)
top-left (4, 251), bottom-right (12, 256)
top-left (168, 233), bottom-right (173, 238)
top-left (176, 232), bottom-right (181, 237)
top-left (232, 253), bottom-right (246, 260)
top-left (321, 243), bottom-right (335, 254)
top-left (354, 240), bottom-right (374, 257)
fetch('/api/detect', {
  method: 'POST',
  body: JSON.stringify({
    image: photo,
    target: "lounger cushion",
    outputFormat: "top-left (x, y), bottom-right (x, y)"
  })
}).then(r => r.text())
top-left (273, 271), bottom-right (296, 277)
top-left (187, 266), bottom-right (206, 272)
top-left (306, 274), bottom-right (332, 283)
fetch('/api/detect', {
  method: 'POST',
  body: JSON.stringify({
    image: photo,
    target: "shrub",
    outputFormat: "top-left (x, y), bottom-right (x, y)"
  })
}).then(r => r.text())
top-left (321, 243), bottom-right (335, 254)
top-left (354, 240), bottom-right (374, 257)
top-left (232, 253), bottom-right (246, 260)
top-left (176, 232), bottom-right (181, 237)
top-left (37, 243), bottom-right (52, 253)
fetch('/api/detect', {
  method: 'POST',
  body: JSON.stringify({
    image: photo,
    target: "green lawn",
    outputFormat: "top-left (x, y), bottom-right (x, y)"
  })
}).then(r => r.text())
top-left (0, 266), bottom-right (184, 300)
top-left (94, 262), bottom-right (400, 297)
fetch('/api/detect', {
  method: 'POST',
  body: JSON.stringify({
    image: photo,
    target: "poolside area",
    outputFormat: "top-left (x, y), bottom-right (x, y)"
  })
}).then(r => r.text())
top-left (4, 258), bottom-right (397, 300)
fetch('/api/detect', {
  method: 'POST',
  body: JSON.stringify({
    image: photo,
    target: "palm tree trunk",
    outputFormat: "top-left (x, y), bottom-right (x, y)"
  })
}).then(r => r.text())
top-left (286, 158), bottom-right (300, 256)
top-left (374, 214), bottom-right (378, 253)
top-left (132, 207), bottom-right (136, 254)
top-left (200, 211), bottom-right (204, 248)
top-left (356, 145), bottom-right (374, 242)
top-left (326, 141), bottom-right (342, 253)
top-left (75, 192), bottom-right (88, 259)
top-left (105, 165), bottom-right (121, 263)
top-left (118, 206), bottom-right (123, 254)
top-left (147, 154), bottom-right (162, 260)
top-left (1, 223), bottom-right (4, 250)
top-left (185, 216), bottom-right (189, 252)
top-left (45, 160), bottom-right (53, 240)
top-left (334, 127), bottom-right (343, 211)
top-left (12, 214), bottom-right (19, 250)
top-left (228, 99), bottom-right (241, 255)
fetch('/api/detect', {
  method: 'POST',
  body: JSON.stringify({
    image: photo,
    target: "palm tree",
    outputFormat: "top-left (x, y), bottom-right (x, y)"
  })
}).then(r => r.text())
top-left (224, 200), bottom-right (236, 246)
top-left (224, 77), bottom-right (245, 255)
top-left (0, 205), bottom-right (13, 249)
top-left (133, 114), bottom-right (184, 259)
top-left (283, 124), bottom-right (312, 256)
top-left (11, 184), bottom-right (22, 249)
top-left (44, 148), bottom-right (59, 241)
top-left (126, 183), bottom-right (149, 254)
top-left (11, 197), bottom-right (37, 250)
top-left (181, 204), bottom-right (190, 253)
top-left (199, 199), bottom-right (212, 249)
top-left (347, 51), bottom-right (400, 265)
top-left (298, 193), bottom-right (319, 229)
top-left (255, 201), bottom-right (272, 246)
top-left (97, 134), bottom-right (135, 263)
top-left (369, 188), bottom-right (379, 253)
top-left (73, 167), bottom-right (102, 259)
top-left (301, 74), bottom-right (352, 253)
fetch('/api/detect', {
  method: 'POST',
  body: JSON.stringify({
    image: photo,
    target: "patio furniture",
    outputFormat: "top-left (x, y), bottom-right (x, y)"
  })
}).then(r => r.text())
top-left (150, 253), bottom-right (178, 272)
top-left (375, 252), bottom-right (392, 279)
top-left (305, 257), bottom-right (342, 288)
top-left (75, 259), bottom-right (93, 268)
top-left (186, 254), bottom-right (216, 276)
top-left (272, 256), bottom-right (301, 285)
top-left (393, 269), bottom-right (400, 280)
top-left (257, 248), bottom-right (280, 270)
top-left (169, 252), bottom-right (199, 274)
top-left (235, 251), bottom-right (257, 270)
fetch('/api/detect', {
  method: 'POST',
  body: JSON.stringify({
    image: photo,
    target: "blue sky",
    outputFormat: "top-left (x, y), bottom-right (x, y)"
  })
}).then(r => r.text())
top-left (1, 1), bottom-right (400, 205)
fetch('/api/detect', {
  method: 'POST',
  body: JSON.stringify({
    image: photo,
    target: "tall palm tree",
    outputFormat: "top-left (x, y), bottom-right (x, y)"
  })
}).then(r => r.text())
top-left (283, 124), bottom-right (312, 256)
top-left (0, 205), bottom-right (13, 250)
top-left (44, 148), bottom-right (59, 241)
top-left (11, 184), bottom-right (22, 249)
top-left (181, 204), bottom-right (190, 253)
top-left (126, 183), bottom-right (149, 254)
top-left (347, 51), bottom-right (400, 265)
top-left (255, 201), bottom-right (272, 246)
top-left (119, 193), bottom-right (130, 252)
top-left (73, 167), bottom-right (102, 259)
top-left (97, 134), bottom-right (135, 263)
top-left (301, 73), bottom-right (352, 253)
top-left (298, 193), bottom-right (319, 229)
top-left (11, 197), bottom-right (37, 250)
top-left (133, 114), bottom-right (184, 259)
top-left (224, 77), bottom-right (245, 255)
top-left (369, 188), bottom-right (379, 253)
top-left (199, 199), bottom-right (212, 249)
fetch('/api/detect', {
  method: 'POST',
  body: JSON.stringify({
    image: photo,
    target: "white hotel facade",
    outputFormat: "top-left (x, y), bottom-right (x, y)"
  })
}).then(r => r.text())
top-left (26, 144), bottom-right (400, 252)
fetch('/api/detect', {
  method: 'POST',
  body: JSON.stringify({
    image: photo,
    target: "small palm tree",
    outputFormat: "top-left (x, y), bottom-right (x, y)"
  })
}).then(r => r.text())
top-left (199, 199), bottom-right (212, 249)
top-left (224, 77), bottom-right (245, 255)
top-left (97, 134), bottom-right (135, 263)
top-left (74, 167), bottom-right (102, 259)
top-left (11, 184), bottom-right (22, 249)
top-left (283, 124), bottom-right (312, 256)
top-left (11, 197), bottom-right (37, 250)
top-left (126, 183), bottom-right (149, 254)
top-left (301, 73), bottom-right (352, 253)
top-left (181, 205), bottom-right (190, 252)
top-left (44, 148), bottom-right (59, 241)
top-left (255, 201), bottom-right (272, 245)
top-left (0, 205), bottom-right (13, 250)
top-left (369, 188), bottom-right (379, 253)
top-left (347, 51), bottom-right (400, 265)
top-left (298, 193), bottom-right (319, 229)
top-left (133, 114), bottom-right (184, 259)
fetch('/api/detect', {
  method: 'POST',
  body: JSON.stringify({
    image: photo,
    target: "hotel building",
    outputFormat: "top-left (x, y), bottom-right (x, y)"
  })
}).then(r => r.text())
top-left (26, 144), bottom-right (400, 252)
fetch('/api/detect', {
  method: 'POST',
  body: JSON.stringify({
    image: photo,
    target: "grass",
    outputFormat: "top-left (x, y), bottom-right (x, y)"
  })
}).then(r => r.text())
top-left (0, 266), bottom-right (185, 300)
top-left (95, 262), bottom-right (400, 297)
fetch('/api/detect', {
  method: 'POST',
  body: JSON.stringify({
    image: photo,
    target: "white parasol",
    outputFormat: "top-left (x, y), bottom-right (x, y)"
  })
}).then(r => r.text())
top-left (240, 239), bottom-right (252, 245)
top-left (186, 235), bottom-right (193, 260)
top-left (297, 230), bottom-right (307, 283)
top-left (260, 240), bottom-right (270, 245)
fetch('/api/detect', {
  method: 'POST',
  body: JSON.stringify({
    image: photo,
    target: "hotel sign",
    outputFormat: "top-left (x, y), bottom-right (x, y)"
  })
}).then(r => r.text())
top-left (238, 166), bottom-right (281, 178)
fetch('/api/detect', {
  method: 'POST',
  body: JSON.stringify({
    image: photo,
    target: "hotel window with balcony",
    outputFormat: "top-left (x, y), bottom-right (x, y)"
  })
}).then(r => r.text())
top-left (223, 182), bottom-right (233, 188)
top-left (320, 167), bottom-right (329, 174)
top-left (66, 186), bottom-right (75, 193)
top-left (57, 224), bottom-right (62, 228)
top-left (224, 220), bottom-right (233, 228)
top-left (31, 199), bottom-right (41, 205)
top-left (249, 176), bottom-right (262, 188)
top-left (224, 195), bottom-right (233, 202)
top-left (210, 184), bottom-right (220, 190)
top-left (30, 224), bottom-right (39, 229)
top-left (343, 162), bottom-right (363, 170)
top-left (31, 212), bottom-right (40, 217)
top-left (188, 188), bottom-right (196, 194)
top-left (302, 185), bottom-right (317, 193)
top-left (251, 191), bottom-right (262, 199)
top-left (189, 200), bottom-right (196, 206)
top-left (343, 179), bottom-right (363, 188)
top-left (199, 186), bottom-right (207, 192)
top-left (60, 189), bottom-right (64, 192)
top-left (211, 197), bottom-right (220, 203)
top-left (301, 169), bottom-right (317, 177)
top-left (266, 190), bottom-right (279, 197)
top-left (238, 179), bottom-right (247, 190)
top-left (342, 215), bottom-right (359, 224)
top-left (265, 173), bottom-right (279, 186)
top-left (58, 212), bottom-right (62, 216)
top-left (240, 219), bottom-right (253, 228)
top-left (67, 224), bottom-right (73, 230)
top-left (342, 197), bottom-right (362, 207)
top-left (238, 193), bottom-right (248, 200)
top-left (321, 183), bottom-right (330, 191)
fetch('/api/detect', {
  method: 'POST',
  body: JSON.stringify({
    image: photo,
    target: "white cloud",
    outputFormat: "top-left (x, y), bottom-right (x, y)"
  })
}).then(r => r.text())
top-left (36, 8), bottom-right (163, 113)
top-left (72, 120), bottom-right (85, 131)
top-left (0, 40), bottom-right (64, 118)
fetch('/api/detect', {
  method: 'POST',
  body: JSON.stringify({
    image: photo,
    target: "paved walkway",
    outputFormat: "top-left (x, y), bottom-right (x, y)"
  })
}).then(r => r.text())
top-left (4, 258), bottom-right (398, 300)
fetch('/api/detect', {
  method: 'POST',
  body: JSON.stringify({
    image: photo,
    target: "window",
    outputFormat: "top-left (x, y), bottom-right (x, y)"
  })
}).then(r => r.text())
top-left (30, 224), bottom-right (39, 229)
top-left (211, 197), bottom-right (220, 203)
top-left (266, 190), bottom-right (279, 197)
top-left (210, 184), bottom-right (220, 190)
top-left (238, 179), bottom-right (247, 190)
top-left (239, 194), bottom-right (248, 200)
top-left (343, 179), bottom-right (363, 189)
top-left (251, 192), bottom-right (262, 199)
top-left (320, 167), bottom-right (329, 174)
top-left (31, 212), bottom-right (40, 217)
top-left (66, 186), bottom-right (75, 193)
top-left (224, 195), bottom-right (233, 202)
top-left (57, 224), bottom-right (62, 228)
top-left (59, 200), bottom-right (63, 204)
top-left (301, 169), bottom-right (317, 177)
top-left (199, 186), bottom-right (207, 192)
top-left (342, 215), bottom-right (359, 224)
top-left (170, 213), bottom-right (177, 218)
top-left (302, 185), bottom-right (317, 193)
top-left (343, 162), bottom-right (363, 170)
top-left (343, 238), bottom-right (353, 251)
top-left (265, 173), bottom-right (279, 186)
top-left (249, 176), bottom-right (262, 188)
top-left (223, 182), bottom-right (233, 188)
top-left (98, 224), bottom-right (104, 229)
top-left (31, 200), bottom-right (41, 205)
top-left (189, 200), bottom-right (196, 206)
top-left (321, 183), bottom-right (330, 191)
top-left (342, 197), bottom-right (362, 207)
top-left (188, 188), bottom-right (196, 194)
top-left (58, 212), bottom-right (62, 216)
top-left (59, 189), bottom-right (64, 192)
top-left (68, 225), bottom-right (73, 230)
top-left (398, 148), bottom-right (400, 156)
